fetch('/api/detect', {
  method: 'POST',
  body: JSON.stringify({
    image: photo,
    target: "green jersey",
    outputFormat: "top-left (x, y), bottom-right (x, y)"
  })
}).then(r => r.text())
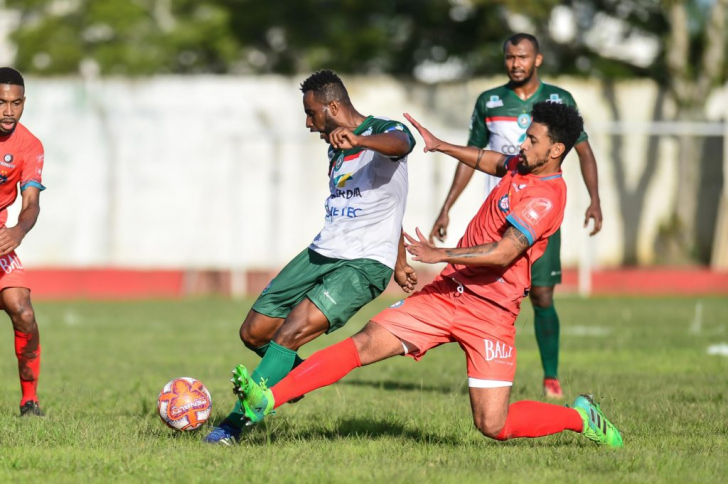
top-left (468, 82), bottom-right (587, 194)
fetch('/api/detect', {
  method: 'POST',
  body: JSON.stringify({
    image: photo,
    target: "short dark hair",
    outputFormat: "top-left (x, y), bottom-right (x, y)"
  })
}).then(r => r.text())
top-left (300, 69), bottom-right (350, 105)
top-left (0, 67), bottom-right (25, 88)
top-left (503, 33), bottom-right (539, 54)
top-left (531, 101), bottom-right (584, 158)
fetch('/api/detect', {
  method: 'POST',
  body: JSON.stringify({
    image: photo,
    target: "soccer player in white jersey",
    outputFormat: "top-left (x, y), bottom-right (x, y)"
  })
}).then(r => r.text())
top-left (430, 33), bottom-right (603, 399)
top-left (205, 69), bottom-right (418, 444)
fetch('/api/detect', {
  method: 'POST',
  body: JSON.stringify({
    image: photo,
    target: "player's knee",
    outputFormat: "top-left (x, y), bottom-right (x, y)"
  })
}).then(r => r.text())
top-left (7, 301), bottom-right (36, 333)
top-left (529, 286), bottom-right (554, 308)
top-left (239, 321), bottom-right (268, 349)
top-left (473, 414), bottom-right (506, 440)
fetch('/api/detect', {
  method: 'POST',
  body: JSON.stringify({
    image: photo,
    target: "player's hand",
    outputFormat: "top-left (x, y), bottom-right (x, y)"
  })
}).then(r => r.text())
top-left (403, 113), bottom-right (442, 153)
top-left (0, 226), bottom-right (24, 256)
top-left (429, 210), bottom-right (450, 243)
top-left (404, 228), bottom-right (443, 264)
top-left (584, 202), bottom-right (603, 236)
top-left (394, 263), bottom-right (418, 293)
top-left (329, 127), bottom-right (359, 150)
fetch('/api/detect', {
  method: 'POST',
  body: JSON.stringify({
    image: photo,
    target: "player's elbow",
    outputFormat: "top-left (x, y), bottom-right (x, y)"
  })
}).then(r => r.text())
top-left (490, 251), bottom-right (518, 269)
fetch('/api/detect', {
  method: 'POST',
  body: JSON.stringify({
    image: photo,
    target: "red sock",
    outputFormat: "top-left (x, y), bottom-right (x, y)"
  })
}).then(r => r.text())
top-left (271, 338), bottom-right (361, 408)
top-left (14, 330), bottom-right (41, 406)
top-left (495, 400), bottom-right (583, 440)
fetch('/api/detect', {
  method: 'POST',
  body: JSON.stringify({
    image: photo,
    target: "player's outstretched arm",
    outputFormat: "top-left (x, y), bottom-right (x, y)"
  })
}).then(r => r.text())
top-left (574, 140), bottom-right (603, 235)
top-left (403, 113), bottom-right (507, 177)
top-left (329, 127), bottom-right (412, 158)
top-left (0, 187), bottom-right (41, 256)
top-left (404, 226), bottom-right (530, 268)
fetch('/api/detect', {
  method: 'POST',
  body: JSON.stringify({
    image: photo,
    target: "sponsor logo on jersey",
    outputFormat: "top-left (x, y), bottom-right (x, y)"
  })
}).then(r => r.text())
top-left (334, 173), bottom-right (353, 188)
top-left (483, 338), bottom-right (514, 362)
top-left (0, 154), bottom-right (14, 169)
top-left (331, 187), bottom-right (362, 199)
top-left (326, 205), bottom-right (363, 219)
top-left (334, 153), bottom-right (344, 171)
top-left (521, 198), bottom-right (553, 225)
top-left (361, 127), bottom-right (373, 137)
top-left (486, 95), bottom-right (503, 108)
top-left (498, 194), bottom-right (510, 212)
top-left (549, 94), bottom-right (562, 103)
top-left (511, 183), bottom-right (527, 192)
top-left (499, 144), bottom-right (520, 155)
top-left (517, 113), bottom-right (531, 129)
top-left (261, 281), bottom-right (273, 295)
top-left (389, 299), bottom-right (404, 308)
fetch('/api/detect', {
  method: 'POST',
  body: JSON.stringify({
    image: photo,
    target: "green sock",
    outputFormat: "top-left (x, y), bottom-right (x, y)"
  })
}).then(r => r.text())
top-left (251, 341), bottom-right (299, 387)
top-left (223, 343), bottom-right (271, 429)
top-left (533, 305), bottom-right (560, 379)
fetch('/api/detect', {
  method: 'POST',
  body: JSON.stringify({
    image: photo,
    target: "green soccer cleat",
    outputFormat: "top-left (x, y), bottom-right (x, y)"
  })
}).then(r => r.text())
top-left (231, 365), bottom-right (275, 424)
top-left (572, 394), bottom-right (623, 448)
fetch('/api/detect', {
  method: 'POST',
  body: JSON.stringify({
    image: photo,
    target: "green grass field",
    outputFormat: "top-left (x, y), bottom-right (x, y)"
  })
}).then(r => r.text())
top-left (1, 296), bottom-right (727, 483)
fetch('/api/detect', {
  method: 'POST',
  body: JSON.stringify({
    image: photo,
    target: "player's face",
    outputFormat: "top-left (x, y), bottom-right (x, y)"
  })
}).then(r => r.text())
top-left (503, 41), bottom-right (542, 87)
top-left (303, 90), bottom-right (338, 144)
top-left (0, 83), bottom-right (25, 136)
top-left (518, 122), bottom-right (559, 174)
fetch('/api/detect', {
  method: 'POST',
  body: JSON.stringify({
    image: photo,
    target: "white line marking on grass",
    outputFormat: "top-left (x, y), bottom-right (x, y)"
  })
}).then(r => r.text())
top-left (689, 301), bottom-right (703, 334)
top-left (563, 326), bottom-right (612, 336)
top-left (706, 344), bottom-right (728, 356)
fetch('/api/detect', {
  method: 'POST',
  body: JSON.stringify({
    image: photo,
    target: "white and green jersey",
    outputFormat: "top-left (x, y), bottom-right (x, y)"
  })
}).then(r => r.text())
top-left (309, 116), bottom-right (416, 269)
top-left (468, 82), bottom-right (588, 194)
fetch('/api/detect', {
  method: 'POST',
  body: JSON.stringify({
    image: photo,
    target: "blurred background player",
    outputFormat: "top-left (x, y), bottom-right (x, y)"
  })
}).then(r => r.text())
top-left (205, 69), bottom-right (417, 444)
top-left (232, 102), bottom-right (623, 448)
top-left (0, 67), bottom-right (45, 417)
top-left (429, 33), bottom-right (603, 398)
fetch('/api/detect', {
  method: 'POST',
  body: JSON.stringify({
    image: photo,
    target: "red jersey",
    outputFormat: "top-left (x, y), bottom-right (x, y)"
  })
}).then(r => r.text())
top-left (0, 123), bottom-right (45, 227)
top-left (440, 155), bottom-right (566, 315)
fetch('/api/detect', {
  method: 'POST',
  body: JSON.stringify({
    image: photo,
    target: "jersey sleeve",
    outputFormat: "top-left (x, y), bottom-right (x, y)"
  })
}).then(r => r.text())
top-left (505, 185), bottom-right (564, 246)
top-left (20, 137), bottom-right (45, 192)
top-left (375, 120), bottom-right (416, 159)
top-left (560, 91), bottom-right (588, 145)
top-left (466, 97), bottom-right (489, 148)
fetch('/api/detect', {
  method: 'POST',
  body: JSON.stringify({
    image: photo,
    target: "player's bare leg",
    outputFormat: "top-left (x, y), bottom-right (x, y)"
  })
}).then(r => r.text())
top-left (1, 287), bottom-right (43, 416)
top-left (468, 387), bottom-right (511, 439)
top-left (530, 284), bottom-right (563, 399)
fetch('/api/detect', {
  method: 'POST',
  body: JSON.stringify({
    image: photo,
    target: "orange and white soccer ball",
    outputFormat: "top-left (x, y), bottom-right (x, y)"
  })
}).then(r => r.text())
top-left (157, 377), bottom-right (212, 431)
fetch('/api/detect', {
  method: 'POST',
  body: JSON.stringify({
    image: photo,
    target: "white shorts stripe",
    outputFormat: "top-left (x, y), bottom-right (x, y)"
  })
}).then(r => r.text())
top-left (468, 378), bottom-right (513, 389)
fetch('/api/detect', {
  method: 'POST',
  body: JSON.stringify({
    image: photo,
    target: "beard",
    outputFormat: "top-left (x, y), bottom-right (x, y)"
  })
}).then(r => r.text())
top-left (517, 149), bottom-right (550, 174)
top-left (508, 66), bottom-right (536, 87)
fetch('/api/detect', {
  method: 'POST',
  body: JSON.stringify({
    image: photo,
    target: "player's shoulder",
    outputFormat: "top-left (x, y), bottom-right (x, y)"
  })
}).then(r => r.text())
top-left (14, 123), bottom-right (44, 150)
top-left (539, 83), bottom-right (577, 105)
top-left (368, 116), bottom-right (411, 137)
top-left (474, 84), bottom-right (510, 106)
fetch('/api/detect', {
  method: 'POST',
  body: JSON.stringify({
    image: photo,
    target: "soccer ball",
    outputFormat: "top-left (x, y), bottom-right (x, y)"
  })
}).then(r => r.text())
top-left (157, 377), bottom-right (212, 431)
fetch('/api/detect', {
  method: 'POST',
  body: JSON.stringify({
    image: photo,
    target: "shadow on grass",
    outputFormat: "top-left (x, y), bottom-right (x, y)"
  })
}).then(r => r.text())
top-left (339, 379), bottom-right (468, 395)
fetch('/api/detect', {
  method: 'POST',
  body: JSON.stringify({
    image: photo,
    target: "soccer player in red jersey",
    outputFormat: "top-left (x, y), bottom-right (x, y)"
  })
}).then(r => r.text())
top-left (234, 102), bottom-right (623, 447)
top-left (0, 67), bottom-right (45, 417)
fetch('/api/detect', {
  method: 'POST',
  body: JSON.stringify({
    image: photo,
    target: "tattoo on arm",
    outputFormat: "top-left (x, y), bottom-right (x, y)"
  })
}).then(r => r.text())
top-left (445, 242), bottom-right (498, 259)
top-left (503, 226), bottom-right (531, 254)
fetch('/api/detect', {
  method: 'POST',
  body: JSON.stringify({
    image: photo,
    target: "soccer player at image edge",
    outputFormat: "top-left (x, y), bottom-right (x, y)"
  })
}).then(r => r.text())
top-left (0, 67), bottom-right (45, 417)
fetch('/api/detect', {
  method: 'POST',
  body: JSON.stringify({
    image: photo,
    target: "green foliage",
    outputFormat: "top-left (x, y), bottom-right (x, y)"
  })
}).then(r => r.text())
top-left (1, 296), bottom-right (727, 482)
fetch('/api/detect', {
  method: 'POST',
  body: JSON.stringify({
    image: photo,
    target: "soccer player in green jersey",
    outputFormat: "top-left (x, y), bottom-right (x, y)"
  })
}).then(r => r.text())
top-left (429, 33), bottom-right (603, 399)
top-left (204, 70), bottom-right (418, 444)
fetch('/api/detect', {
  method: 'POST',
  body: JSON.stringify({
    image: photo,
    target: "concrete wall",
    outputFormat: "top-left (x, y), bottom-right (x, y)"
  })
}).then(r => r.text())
top-left (8, 75), bottom-right (726, 270)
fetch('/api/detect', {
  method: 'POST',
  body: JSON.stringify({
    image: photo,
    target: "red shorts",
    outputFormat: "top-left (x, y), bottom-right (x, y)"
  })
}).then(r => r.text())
top-left (372, 277), bottom-right (517, 387)
top-left (0, 251), bottom-right (30, 290)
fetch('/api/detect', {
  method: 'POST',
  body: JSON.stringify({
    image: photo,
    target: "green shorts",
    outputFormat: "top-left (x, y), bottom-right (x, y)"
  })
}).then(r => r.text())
top-left (252, 248), bottom-right (393, 333)
top-left (530, 228), bottom-right (561, 287)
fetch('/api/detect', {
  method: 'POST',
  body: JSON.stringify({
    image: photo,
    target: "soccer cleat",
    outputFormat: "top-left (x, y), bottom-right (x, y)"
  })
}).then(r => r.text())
top-left (231, 365), bottom-right (275, 424)
top-left (543, 378), bottom-right (564, 399)
top-left (19, 400), bottom-right (44, 417)
top-left (202, 421), bottom-right (242, 445)
top-left (572, 394), bottom-right (623, 448)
